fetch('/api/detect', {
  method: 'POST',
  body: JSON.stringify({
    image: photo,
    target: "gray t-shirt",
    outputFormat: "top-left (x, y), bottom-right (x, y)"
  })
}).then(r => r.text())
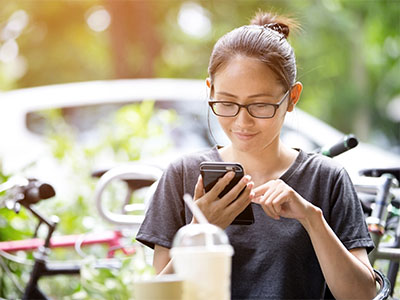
top-left (136, 147), bottom-right (373, 299)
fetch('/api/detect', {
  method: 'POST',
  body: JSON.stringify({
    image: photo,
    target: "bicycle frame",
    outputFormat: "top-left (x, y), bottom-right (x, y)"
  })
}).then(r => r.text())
top-left (0, 230), bottom-right (133, 258)
top-left (1, 138), bottom-right (393, 299)
top-left (355, 173), bottom-right (400, 296)
top-left (0, 178), bottom-right (136, 299)
top-left (356, 175), bottom-right (400, 263)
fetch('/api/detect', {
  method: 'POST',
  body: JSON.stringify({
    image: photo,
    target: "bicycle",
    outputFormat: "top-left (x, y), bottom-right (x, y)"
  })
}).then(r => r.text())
top-left (0, 164), bottom-right (161, 299)
top-left (354, 167), bottom-right (400, 298)
top-left (0, 137), bottom-right (391, 299)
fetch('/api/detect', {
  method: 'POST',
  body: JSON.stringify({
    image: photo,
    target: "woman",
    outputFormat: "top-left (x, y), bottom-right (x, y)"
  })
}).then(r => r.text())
top-left (137, 11), bottom-right (376, 299)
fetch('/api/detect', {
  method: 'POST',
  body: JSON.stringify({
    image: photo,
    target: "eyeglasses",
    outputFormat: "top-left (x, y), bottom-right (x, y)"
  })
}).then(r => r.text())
top-left (208, 90), bottom-right (290, 119)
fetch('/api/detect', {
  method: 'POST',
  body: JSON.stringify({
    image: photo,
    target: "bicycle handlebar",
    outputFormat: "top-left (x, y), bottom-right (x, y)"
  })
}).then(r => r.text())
top-left (22, 180), bottom-right (56, 206)
top-left (0, 176), bottom-right (29, 193)
top-left (320, 134), bottom-right (359, 158)
top-left (93, 163), bottom-right (163, 226)
top-left (1, 177), bottom-right (56, 215)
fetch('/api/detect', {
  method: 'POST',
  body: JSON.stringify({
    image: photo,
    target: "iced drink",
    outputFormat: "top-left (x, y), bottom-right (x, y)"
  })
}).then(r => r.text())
top-left (170, 224), bottom-right (234, 300)
top-left (133, 274), bottom-right (183, 300)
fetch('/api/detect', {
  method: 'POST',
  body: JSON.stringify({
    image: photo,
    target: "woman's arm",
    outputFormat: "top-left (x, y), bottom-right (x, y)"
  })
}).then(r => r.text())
top-left (301, 205), bottom-right (376, 300)
top-left (153, 244), bottom-right (174, 275)
top-left (253, 179), bottom-right (376, 300)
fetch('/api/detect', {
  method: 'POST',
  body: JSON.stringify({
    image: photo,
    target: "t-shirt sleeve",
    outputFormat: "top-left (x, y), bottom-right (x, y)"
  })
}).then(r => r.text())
top-left (329, 168), bottom-right (374, 253)
top-left (136, 161), bottom-right (186, 249)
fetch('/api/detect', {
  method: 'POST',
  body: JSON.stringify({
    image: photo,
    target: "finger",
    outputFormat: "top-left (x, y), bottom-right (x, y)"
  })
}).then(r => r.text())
top-left (271, 194), bottom-right (287, 219)
top-left (207, 171), bottom-right (235, 199)
top-left (269, 180), bottom-right (290, 216)
top-left (252, 183), bottom-right (269, 198)
top-left (220, 175), bottom-right (252, 206)
top-left (225, 181), bottom-right (254, 215)
top-left (194, 175), bottom-right (204, 200)
top-left (260, 188), bottom-right (282, 220)
top-left (261, 197), bottom-right (280, 220)
top-left (267, 190), bottom-right (286, 219)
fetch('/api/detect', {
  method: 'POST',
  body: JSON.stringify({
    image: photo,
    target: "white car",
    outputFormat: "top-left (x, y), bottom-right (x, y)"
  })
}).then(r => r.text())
top-left (1, 78), bottom-right (399, 184)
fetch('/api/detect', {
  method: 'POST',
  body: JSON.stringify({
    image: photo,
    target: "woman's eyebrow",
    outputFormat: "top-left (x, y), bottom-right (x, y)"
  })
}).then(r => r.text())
top-left (216, 91), bottom-right (274, 98)
top-left (216, 91), bottom-right (238, 98)
top-left (248, 93), bottom-right (274, 98)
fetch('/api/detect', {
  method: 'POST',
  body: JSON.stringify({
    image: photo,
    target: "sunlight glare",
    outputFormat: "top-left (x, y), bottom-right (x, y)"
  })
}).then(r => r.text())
top-left (0, 39), bottom-right (19, 63)
top-left (1, 10), bottom-right (29, 41)
top-left (178, 2), bottom-right (211, 38)
top-left (86, 6), bottom-right (111, 32)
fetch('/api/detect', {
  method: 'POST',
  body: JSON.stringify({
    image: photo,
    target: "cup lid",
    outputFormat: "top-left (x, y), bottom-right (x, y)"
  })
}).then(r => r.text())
top-left (172, 223), bottom-right (230, 248)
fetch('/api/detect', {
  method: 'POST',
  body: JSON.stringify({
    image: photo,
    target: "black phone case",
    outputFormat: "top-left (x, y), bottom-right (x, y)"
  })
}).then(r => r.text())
top-left (200, 162), bottom-right (254, 225)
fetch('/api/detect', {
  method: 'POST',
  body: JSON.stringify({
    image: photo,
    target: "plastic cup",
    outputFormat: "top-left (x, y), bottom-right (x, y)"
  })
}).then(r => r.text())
top-left (170, 223), bottom-right (234, 300)
top-left (133, 274), bottom-right (183, 300)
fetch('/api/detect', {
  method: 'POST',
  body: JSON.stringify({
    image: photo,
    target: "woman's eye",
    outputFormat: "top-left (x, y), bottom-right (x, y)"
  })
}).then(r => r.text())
top-left (253, 104), bottom-right (269, 109)
top-left (221, 102), bottom-right (235, 107)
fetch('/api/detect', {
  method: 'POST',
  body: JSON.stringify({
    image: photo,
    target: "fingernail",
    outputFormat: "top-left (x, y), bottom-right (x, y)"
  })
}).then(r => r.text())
top-left (242, 175), bottom-right (251, 183)
top-left (247, 181), bottom-right (254, 188)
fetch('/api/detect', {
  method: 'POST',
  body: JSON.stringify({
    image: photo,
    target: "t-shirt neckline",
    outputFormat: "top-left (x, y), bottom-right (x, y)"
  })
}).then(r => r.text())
top-left (210, 145), bottom-right (305, 182)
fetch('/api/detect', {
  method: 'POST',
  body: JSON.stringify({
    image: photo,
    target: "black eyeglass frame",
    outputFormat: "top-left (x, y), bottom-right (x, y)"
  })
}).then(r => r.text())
top-left (208, 89), bottom-right (291, 119)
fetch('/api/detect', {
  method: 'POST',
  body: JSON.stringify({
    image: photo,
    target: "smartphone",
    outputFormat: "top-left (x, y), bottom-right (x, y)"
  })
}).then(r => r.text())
top-left (200, 162), bottom-right (254, 225)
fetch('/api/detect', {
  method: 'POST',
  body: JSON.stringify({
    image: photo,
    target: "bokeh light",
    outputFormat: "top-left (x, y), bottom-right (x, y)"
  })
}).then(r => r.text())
top-left (1, 10), bottom-right (29, 41)
top-left (0, 39), bottom-right (19, 63)
top-left (86, 6), bottom-right (111, 33)
top-left (178, 2), bottom-right (211, 38)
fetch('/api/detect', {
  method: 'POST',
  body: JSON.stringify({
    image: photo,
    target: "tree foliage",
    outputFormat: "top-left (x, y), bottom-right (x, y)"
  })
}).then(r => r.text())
top-left (0, 1), bottom-right (399, 297)
top-left (0, 0), bottom-right (398, 147)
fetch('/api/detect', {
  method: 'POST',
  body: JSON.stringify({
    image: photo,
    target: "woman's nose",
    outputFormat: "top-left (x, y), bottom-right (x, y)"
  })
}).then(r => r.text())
top-left (235, 107), bottom-right (255, 127)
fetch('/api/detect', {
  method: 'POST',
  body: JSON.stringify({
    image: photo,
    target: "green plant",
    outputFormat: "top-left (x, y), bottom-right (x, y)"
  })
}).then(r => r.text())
top-left (0, 100), bottom-right (174, 298)
top-left (70, 245), bottom-right (155, 300)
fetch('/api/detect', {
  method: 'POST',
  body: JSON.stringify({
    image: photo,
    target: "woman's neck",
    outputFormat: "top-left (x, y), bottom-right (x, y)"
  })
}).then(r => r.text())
top-left (219, 140), bottom-right (298, 186)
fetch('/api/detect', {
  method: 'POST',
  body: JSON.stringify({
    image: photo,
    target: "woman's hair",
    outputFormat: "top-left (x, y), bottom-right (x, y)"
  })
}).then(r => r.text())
top-left (208, 11), bottom-right (299, 91)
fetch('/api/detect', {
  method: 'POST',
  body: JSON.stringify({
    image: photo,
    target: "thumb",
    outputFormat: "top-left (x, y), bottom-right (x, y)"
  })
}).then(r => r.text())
top-left (194, 175), bottom-right (205, 200)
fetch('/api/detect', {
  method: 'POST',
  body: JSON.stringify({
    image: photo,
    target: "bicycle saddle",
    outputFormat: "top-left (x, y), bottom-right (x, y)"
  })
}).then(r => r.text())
top-left (359, 167), bottom-right (400, 183)
top-left (91, 167), bottom-right (158, 191)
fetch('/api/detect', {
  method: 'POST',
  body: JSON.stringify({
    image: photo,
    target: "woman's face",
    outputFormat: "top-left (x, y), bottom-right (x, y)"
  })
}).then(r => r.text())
top-left (211, 55), bottom-right (293, 154)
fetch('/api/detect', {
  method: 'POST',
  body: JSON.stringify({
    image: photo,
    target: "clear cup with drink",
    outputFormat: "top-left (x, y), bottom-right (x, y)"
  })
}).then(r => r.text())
top-left (170, 195), bottom-right (234, 300)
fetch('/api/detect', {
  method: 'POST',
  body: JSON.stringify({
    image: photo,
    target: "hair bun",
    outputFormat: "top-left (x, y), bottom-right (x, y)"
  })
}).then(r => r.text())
top-left (250, 11), bottom-right (298, 39)
top-left (265, 23), bottom-right (289, 39)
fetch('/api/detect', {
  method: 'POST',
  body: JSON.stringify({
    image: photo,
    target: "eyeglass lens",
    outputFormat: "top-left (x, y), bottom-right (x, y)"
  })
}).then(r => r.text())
top-left (211, 102), bottom-right (276, 118)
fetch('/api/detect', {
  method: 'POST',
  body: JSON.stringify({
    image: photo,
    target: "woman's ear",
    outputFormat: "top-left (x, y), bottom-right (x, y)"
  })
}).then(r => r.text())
top-left (287, 82), bottom-right (303, 112)
top-left (206, 78), bottom-right (211, 88)
top-left (206, 78), bottom-right (213, 98)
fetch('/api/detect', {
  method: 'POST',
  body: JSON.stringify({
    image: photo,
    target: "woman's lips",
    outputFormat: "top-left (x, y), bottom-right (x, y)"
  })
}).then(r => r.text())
top-left (232, 131), bottom-right (258, 140)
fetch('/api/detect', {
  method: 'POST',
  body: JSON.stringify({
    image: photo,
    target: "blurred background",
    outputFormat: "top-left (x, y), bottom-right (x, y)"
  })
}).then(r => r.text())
top-left (0, 0), bottom-right (399, 298)
top-left (1, 0), bottom-right (399, 149)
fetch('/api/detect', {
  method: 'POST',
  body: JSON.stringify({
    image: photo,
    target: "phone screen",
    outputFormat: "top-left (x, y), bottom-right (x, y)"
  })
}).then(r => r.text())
top-left (200, 162), bottom-right (254, 225)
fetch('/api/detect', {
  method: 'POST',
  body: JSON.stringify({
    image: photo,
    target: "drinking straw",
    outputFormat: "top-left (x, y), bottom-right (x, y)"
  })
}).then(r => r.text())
top-left (183, 193), bottom-right (209, 224)
top-left (183, 194), bottom-right (215, 248)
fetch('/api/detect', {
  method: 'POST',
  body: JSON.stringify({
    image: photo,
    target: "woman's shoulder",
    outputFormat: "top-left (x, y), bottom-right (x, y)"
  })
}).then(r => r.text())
top-left (285, 149), bottom-right (354, 196)
top-left (296, 149), bottom-right (346, 177)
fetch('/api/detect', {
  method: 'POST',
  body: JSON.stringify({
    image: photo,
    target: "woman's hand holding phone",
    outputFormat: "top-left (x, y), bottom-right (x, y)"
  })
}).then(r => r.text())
top-left (193, 171), bottom-right (255, 229)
